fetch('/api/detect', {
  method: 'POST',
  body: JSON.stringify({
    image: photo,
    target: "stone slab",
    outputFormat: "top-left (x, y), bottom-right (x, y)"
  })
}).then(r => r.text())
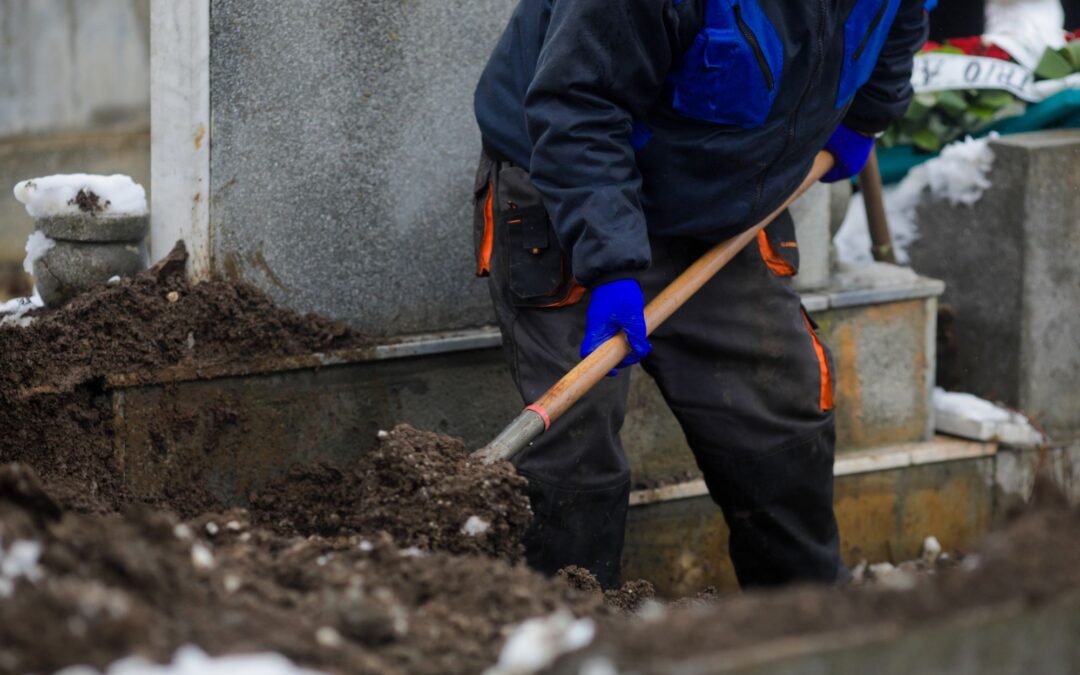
top-left (206, 0), bottom-right (515, 337)
top-left (790, 183), bottom-right (831, 292)
top-left (622, 454), bottom-right (996, 596)
top-left (908, 130), bottom-right (1080, 437)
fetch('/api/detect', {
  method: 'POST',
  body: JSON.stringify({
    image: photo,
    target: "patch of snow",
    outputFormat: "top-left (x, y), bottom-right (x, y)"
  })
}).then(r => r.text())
top-left (358, 540), bottom-right (374, 552)
top-left (173, 524), bottom-right (193, 540)
top-left (0, 537), bottom-right (43, 597)
top-left (14, 174), bottom-right (147, 219)
top-left (399, 546), bottom-right (426, 558)
top-left (108, 275), bottom-right (122, 285)
top-left (985, 0), bottom-right (1066, 69)
top-left (835, 135), bottom-right (996, 266)
top-left (483, 611), bottom-right (596, 675)
top-left (934, 389), bottom-right (1012, 423)
top-left (204, 522), bottom-right (219, 537)
top-left (462, 515), bottom-right (491, 537)
top-left (54, 645), bottom-right (328, 675)
top-left (23, 230), bottom-right (56, 275)
top-left (922, 536), bottom-right (942, 565)
top-left (0, 291), bottom-right (44, 328)
top-left (933, 388), bottom-right (1045, 446)
top-left (376, 429), bottom-right (390, 440)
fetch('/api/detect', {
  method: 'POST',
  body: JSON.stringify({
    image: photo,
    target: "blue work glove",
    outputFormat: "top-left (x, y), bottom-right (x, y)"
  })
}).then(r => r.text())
top-left (822, 123), bottom-right (875, 183)
top-left (580, 279), bottom-right (651, 375)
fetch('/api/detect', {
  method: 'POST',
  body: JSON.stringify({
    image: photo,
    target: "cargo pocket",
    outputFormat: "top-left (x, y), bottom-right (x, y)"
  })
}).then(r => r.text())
top-left (757, 211), bottom-right (799, 277)
top-left (473, 152), bottom-right (497, 277)
top-left (497, 165), bottom-right (585, 308)
top-left (836, 0), bottom-right (901, 108)
top-left (801, 307), bottom-right (835, 411)
top-left (667, 0), bottom-right (782, 128)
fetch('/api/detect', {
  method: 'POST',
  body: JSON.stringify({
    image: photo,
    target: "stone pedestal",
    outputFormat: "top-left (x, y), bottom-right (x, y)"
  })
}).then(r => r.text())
top-left (907, 131), bottom-right (1080, 437)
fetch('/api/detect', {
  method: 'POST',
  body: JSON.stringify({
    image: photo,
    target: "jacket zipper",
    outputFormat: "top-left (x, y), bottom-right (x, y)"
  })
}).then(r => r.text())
top-left (852, 0), bottom-right (889, 62)
top-left (734, 5), bottom-right (774, 90)
top-left (749, 0), bottom-right (826, 220)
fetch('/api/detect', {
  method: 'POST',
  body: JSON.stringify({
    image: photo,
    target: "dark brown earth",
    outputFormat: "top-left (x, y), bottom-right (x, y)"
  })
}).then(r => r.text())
top-left (545, 480), bottom-right (1080, 674)
top-left (0, 243), bottom-right (364, 515)
top-left (70, 188), bottom-right (109, 214)
top-left (0, 462), bottom-right (603, 675)
top-left (250, 425), bottom-right (533, 560)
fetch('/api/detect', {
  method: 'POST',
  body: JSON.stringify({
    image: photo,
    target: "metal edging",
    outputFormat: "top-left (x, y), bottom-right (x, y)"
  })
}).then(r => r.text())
top-left (628, 436), bottom-right (997, 507)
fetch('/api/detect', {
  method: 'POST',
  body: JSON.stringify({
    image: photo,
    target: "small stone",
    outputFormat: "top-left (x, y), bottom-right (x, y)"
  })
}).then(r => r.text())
top-left (166, 291), bottom-right (180, 303)
top-left (315, 626), bottom-right (343, 648)
top-left (338, 601), bottom-right (398, 645)
top-left (173, 524), bottom-right (193, 540)
top-left (223, 574), bottom-right (242, 594)
top-left (205, 522), bottom-right (219, 536)
top-left (191, 543), bottom-right (215, 571)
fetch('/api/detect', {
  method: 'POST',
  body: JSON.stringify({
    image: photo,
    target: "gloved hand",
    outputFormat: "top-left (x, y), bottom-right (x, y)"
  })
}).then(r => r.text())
top-left (580, 279), bottom-right (651, 375)
top-left (822, 123), bottom-right (875, 183)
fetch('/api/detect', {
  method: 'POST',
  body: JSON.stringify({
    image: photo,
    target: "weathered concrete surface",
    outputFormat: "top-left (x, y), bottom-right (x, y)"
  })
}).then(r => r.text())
top-left (908, 131), bottom-right (1080, 437)
top-left (111, 347), bottom-right (522, 505)
top-left (0, 128), bottom-right (150, 267)
top-left (622, 455), bottom-right (995, 596)
top-left (208, 0), bottom-right (515, 336)
top-left (627, 277), bottom-right (940, 487)
top-left (0, 0), bottom-right (150, 137)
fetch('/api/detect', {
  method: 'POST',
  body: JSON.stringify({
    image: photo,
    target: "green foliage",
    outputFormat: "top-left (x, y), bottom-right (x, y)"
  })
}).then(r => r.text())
top-left (880, 87), bottom-right (1025, 153)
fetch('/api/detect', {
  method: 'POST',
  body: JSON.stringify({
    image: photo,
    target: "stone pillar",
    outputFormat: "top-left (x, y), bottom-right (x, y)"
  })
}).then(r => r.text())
top-left (907, 130), bottom-right (1080, 437)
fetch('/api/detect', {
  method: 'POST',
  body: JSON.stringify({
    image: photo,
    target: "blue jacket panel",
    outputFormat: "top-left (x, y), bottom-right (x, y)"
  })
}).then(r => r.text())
top-left (474, 0), bottom-right (927, 286)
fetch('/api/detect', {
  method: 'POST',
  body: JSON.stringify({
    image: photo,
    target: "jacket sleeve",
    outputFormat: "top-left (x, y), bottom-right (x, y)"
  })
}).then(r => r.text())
top-left (844, 0), bottom-right (929, 135)
top-left (524, 0), bottom-right (686, 287)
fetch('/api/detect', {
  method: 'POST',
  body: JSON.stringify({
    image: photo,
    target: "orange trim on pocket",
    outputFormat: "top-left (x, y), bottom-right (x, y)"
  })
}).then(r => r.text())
top-left (476, 180), bottom-right (495, 276)
top-left (756, 231), bottom-right (797, 276)
top-left (801, 309), bottom-right (834, 411)
top-left (541, 280), bottom-right (587, 308)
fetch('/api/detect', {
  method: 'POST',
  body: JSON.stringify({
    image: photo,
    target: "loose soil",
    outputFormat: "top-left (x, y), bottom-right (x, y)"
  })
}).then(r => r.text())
top-left (0, 243), bottom-right (364, 515)
top-left (249, 425), bottom-right (532, 560)
top-left (0, 463), bottom-right (602, 675)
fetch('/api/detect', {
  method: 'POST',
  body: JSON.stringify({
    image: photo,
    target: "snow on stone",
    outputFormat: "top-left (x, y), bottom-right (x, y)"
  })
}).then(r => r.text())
top-left (23, 229), bottom-right (56, 275)
top-left (0, 291), bottom-right (44, 328)
top-left (483, 611), bottom-right (596, 675)
top-left (54, 645), bottom-right (328, 675)
top-left (462, 515), bottom-right (491, 536)
top-left (14, 173), bottom-right (147, 219)
top-left (0, 537), bottom-right (43, 597)
top-left (835, 135), bottom-right (996, 266)
top-left (933, 388), bottom-right (1045, 446)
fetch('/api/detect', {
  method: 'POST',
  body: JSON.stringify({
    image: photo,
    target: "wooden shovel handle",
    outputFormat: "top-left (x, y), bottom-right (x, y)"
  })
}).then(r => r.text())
top-left (475, 151), bottom-right (835, 463)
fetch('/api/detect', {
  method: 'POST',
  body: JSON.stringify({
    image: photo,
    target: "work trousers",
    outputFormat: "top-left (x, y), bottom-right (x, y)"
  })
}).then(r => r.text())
top-left (478, 157), bottom-right (844, 589)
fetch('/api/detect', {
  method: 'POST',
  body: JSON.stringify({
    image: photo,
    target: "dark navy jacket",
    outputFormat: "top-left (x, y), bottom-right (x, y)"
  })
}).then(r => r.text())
top-left (474, 0), bottom-right (928, 286)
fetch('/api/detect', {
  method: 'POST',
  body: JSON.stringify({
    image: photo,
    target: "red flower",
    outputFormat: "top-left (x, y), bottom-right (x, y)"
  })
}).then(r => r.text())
top-left (947, 36), bottom-right (985, 55)
top-left (921, 40), bottom-right (943, 53)
top-left (983, 44), bottom-right (1013, 61)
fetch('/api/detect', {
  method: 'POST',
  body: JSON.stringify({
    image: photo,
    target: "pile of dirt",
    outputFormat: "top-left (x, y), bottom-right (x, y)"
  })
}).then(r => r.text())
top-left (0, 243), bottom-right (366, 514)
top-left (545, 487), bottom-right (1080, 674)
top-left (250, 425), bottom-right (533, 560)
top-left (0, 462), bottom-right (602, 675)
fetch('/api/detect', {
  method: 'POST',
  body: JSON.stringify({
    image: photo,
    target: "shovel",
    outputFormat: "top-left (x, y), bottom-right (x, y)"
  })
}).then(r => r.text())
top-left (474, 151), bottom-right (835, 464)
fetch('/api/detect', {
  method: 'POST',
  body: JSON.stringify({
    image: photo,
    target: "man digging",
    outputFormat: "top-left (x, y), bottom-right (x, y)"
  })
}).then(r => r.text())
top-left (473, 0), bottom-right (929, 588)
